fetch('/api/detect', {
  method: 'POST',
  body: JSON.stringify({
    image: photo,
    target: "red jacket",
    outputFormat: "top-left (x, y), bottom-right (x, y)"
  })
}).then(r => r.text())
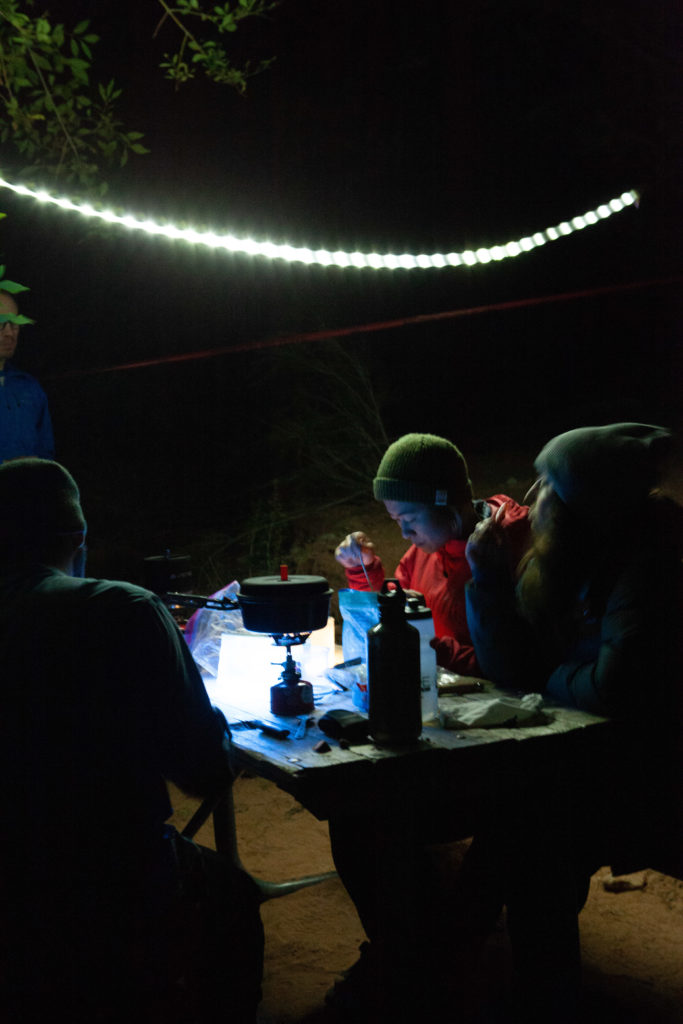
top-left (345, 495), bottom-right (530, 674)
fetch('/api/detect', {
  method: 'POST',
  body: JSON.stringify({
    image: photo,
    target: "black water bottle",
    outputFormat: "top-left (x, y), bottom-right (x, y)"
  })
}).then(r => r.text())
top-left (367, 579), bottom-right (422, 745)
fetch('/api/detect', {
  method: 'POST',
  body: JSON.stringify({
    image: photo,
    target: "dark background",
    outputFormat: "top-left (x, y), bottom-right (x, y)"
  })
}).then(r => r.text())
top-left (0, 0), bottom-right (680, 580)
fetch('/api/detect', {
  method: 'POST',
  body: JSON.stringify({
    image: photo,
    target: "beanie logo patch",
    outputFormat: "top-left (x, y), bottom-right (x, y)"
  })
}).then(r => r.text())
top-left (434, 489), bottom-right (448, 506)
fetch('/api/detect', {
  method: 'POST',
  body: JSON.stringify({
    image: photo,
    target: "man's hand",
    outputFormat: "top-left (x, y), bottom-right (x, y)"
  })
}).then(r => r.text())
top-left (335, 531), bottom-right (376, 569)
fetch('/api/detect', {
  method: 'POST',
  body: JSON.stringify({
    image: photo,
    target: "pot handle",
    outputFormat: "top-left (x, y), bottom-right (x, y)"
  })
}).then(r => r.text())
top-left (163, 592), bottom-right (239, 612)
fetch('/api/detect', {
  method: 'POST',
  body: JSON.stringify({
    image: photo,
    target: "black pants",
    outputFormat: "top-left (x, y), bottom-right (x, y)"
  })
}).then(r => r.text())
top-left (329, 788), bottom-right (597, 1021)
top-left (2, 832), bottom-right (264, 1024)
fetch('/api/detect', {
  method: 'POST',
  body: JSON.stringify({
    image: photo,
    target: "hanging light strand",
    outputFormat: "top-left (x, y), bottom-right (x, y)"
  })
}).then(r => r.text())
top-left (0, 175), bottom-right (639, 270)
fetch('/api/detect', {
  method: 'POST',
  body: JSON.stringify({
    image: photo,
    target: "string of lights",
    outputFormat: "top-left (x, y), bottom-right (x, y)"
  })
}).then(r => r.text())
top-left (0, 175), bottom-right (638, 270)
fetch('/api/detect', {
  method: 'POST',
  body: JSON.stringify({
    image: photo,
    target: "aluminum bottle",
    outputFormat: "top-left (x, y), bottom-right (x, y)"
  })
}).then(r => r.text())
top-left (405, 595), bottom-right (439, 724)
top-left (367, 579), bottom-right (421, 745)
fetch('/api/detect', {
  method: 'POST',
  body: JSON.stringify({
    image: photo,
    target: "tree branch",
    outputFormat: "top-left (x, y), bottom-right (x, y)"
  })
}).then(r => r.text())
top-left (26, 45), bottom-right (82, 166)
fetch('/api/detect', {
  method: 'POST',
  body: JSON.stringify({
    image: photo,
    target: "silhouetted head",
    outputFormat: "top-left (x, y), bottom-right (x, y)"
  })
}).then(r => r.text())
top-left (0, 457), bottom-right (86, 571)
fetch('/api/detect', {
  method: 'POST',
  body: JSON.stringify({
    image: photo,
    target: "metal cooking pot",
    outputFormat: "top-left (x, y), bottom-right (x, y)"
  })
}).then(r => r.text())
top-left (237, 574), bottom-right (333, 634)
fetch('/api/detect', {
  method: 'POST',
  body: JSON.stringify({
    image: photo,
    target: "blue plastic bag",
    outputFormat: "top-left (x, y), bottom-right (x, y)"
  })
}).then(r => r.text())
top-left (338, 588), bottom-right (379, 664)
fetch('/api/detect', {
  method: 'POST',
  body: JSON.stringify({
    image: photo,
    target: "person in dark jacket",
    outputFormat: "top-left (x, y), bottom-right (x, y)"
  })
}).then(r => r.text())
top-left (462, 422), bottom-right (683, 1021)
top-left (0, 458), bottom-right (263, 1023)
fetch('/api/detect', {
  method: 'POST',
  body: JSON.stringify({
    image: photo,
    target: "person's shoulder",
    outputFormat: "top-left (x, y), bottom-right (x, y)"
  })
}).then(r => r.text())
top-left (59, 574), bottom-right (163, 612)
top-left (3, 364), bottom-right (46, 391)
top-left (3, 363), bottom-right (31, 379)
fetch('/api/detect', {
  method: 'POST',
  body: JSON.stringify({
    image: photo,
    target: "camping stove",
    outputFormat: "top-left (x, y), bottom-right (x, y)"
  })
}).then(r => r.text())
top-left (165, 565), bottom-right (332, 717)
top-left (268, 632), bottom-right (315, 716)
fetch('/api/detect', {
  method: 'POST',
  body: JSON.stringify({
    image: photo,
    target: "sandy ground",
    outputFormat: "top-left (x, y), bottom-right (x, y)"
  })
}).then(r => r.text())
top-left (169, 775), bottom-right (683, 1023)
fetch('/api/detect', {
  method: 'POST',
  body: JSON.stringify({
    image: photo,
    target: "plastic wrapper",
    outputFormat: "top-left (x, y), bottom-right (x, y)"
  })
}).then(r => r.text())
top-left (184, 581), bottom-right (245, 680)
top-left (439, 691), bottom-right (547, 729)
top-left (338, 588), bottom-right (379, 663)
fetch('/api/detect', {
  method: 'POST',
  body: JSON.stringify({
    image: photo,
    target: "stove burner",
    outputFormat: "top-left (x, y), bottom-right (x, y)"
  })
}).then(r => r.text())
top-left (269, 632), bottom-right (315, 716)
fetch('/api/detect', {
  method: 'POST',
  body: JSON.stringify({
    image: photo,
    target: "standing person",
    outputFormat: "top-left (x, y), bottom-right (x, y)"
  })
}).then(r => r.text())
top-left (462, 422), bottom-right (683, 1021)
top-left (0, 458), bottom-right (264, 1023)
top-left (335, 432), bottom-right (530, 673)
top-left (0, 290), bottom-right (54, 461)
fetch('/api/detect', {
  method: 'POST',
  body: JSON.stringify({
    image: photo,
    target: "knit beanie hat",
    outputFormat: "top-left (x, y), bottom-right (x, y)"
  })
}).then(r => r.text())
top-left (534, 422), bottom-right (672, 524)
top-left (373, 433), bottom-right (473, 507)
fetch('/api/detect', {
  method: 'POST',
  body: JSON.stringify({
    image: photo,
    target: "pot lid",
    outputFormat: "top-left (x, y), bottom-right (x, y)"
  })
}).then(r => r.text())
top-left (239, 574), bottom-right (332, 601)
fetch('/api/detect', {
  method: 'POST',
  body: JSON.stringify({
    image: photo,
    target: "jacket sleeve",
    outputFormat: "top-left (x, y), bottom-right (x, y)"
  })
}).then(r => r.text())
top-left (465, 576), bottom-right (548, 691)
top-left (431, 634), bottom-right (480, 675)
top-left (545, 558), bottom-right (664, 718)
top-left (345, 555), bottom-right (386, 591)
top-left (130, 593), bottom-right (234, 797)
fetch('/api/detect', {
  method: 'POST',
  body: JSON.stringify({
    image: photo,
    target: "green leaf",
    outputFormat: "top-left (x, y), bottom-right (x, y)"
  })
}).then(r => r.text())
top-left (74, 20), bottom-right (90, 35)
top-left (0, 313), bottom-right (34, 325)
top-left (0, 280), bottom-right (30, 294)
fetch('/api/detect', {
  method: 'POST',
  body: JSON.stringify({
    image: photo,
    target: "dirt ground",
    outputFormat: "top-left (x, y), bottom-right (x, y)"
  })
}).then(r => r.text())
top-left (169, 452), bottom-right (683, 1022)
top-left (169, 775), bottom-right (683, 1023)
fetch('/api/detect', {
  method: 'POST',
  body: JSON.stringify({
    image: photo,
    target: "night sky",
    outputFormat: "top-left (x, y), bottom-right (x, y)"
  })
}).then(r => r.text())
top-left (0, 0), bottom-right (680, 575)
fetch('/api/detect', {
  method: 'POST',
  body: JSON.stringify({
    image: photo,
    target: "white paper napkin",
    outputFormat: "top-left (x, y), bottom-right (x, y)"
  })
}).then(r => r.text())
top-left (440, 692), bottom-right (545, 729)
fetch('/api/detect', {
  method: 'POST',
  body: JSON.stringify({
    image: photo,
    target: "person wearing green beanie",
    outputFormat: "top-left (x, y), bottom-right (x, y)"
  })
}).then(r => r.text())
top-left (459, 423), bottom-right (683, 1021)
top-left (335, 432), bottom-right (531, 673)
top-left (327, 433), bottom-right (532, 1017)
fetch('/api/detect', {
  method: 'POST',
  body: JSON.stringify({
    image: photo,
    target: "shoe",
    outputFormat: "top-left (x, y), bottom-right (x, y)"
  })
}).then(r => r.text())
top-left (326, 942), bottom-right (433, 1021)
top-left (325, 942), bottom-right (378, 1019)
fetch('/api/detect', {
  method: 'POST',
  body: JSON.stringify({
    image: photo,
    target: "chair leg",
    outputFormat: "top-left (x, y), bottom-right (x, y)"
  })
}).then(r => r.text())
top-left (180, 794), bottom-right (224, 844)
top-left (212, 788), bottom-right (337, 902)
top-left (251, 870), bottom-right (339, 903)
top-left (180, 785), bottom-right (338, 902)
top-left (210, 788), bottom-right (240, 865)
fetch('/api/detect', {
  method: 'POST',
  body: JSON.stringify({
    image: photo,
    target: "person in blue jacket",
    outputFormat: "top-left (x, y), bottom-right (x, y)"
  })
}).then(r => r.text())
top-left (0, 290), bottom-right (54, 461)
top-left (462, 422), bottom-right (683, 1021)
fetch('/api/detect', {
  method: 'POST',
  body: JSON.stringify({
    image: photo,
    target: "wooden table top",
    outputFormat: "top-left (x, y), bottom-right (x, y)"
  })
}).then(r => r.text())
top-left (216, 679), bottom-right (611, 822)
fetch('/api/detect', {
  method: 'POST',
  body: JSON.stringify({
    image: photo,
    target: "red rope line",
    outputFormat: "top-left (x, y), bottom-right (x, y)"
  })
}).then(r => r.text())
top-left (47, 274), bottom-right (682, 382)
